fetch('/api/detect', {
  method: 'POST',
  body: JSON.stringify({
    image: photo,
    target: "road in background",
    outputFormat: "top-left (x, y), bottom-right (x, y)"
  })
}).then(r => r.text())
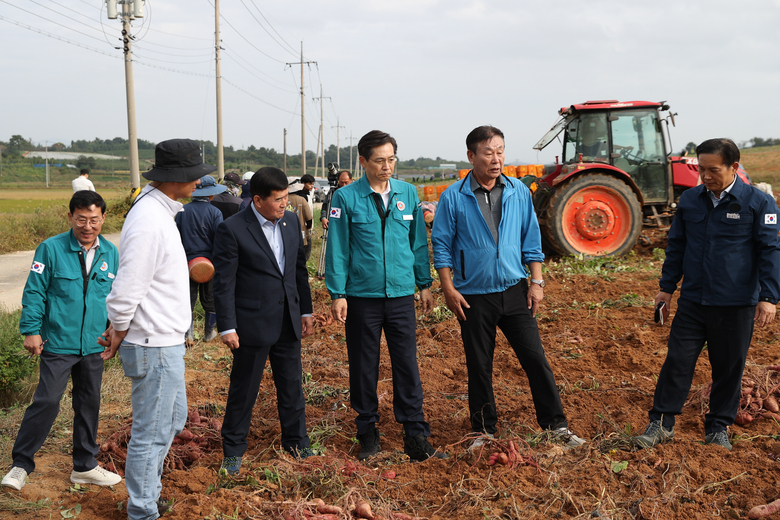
top-left (0, 233), bottom-right (121, 312)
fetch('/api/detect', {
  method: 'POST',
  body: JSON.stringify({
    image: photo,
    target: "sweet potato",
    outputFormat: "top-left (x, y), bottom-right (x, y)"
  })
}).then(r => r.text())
top-left (316, 504), bottom-right (343, 515)
top-left (749, 498), bottom-right (780, 518)
top-left (736, 411), bottom-right (754, 425)
top-left (176, 429), bottom-right (194, 441)
top-left (761, 411), bottom-right (780, 422)
top-left (381, 470), bottom-right (396, 479)
top-left (765, 395), bottom-right (780, 413)
top-left (188, 409), bottom-right (201, 425)
top-left (355, 500), bottom-right (374, 519)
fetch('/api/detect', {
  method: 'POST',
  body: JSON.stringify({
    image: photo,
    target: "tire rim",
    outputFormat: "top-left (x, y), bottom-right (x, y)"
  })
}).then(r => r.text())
top-left (560, 186), bottom-right (633, 255)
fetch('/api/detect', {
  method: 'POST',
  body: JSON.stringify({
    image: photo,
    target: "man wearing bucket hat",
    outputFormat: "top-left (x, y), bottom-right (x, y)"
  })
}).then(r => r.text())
top-left (211, 172), bottom-right (246, 220)
top-left (238, 172), bottom-right (254, 210)
top-left (175, 175), bottom-right (226, 345)
top-left (100, 138), bottom-right (214, 520)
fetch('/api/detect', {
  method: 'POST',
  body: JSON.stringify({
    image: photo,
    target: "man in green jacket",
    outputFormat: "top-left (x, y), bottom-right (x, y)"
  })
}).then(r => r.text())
top-left (1, 191), bottom-right (121, 491)
top-left (325, 130), bottom-right (446, 462)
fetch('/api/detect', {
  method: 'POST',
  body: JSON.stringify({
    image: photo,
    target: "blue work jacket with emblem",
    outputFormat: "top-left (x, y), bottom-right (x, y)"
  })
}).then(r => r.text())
top-left (660, 175), bottom-right (780, 306)
top-left (325, 175), bottom-right (432, 299)
top-left (20, 230), bottom-right (119, 355)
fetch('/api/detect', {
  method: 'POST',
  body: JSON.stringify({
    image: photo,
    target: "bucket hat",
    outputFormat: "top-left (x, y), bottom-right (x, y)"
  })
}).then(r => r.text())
top-left (143, 139), bottom-right (216, 183)
top-left (243, 171), bottom-right (255, 182)
top-left (193, 175), bottom-right (227, 197)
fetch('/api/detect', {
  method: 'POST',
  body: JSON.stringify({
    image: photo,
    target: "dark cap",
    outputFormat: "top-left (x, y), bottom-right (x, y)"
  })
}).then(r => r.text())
top-left (224, 172), bottom-right (247, 185)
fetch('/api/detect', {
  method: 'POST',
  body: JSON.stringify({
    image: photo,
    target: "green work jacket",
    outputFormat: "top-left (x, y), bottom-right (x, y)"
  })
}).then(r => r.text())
top-left (325, 176), bottom-right (432, 299)
top-left (20, 230), bottom-right (118, 356)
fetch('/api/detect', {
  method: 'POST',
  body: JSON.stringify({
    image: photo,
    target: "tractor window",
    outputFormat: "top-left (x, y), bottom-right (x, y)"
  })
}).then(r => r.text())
top-left (575, 114), bottom-right (609, 163)
top-left (610, 110), bottom-right (667, 202)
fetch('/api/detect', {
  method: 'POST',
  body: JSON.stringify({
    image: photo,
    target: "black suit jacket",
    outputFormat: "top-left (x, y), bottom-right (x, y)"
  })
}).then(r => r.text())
top-left (212, 206), bottom-right (313, 347)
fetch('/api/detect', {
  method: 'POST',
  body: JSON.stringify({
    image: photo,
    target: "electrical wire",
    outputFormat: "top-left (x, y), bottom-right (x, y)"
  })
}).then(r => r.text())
top-left (0, 14), bottom-right (120, 58)
top-left (239, 0), bottom-right (297, 58)
top-left (132, 52), bottom-right (212, 65)
top-left (24, 0), bottom-right (106, 35)
top-left (222, 51), bottom-right (297, 93)
top-left (133, 43), bottom-right (213, 58)
top-left (204, 0), bottom-right (286, 64)
top-left (0, 0), bottom-right (109, 44)
top-left (246, 0), bottom-right (298, 56)
top-left (220, 76), bottom-right (299, 115)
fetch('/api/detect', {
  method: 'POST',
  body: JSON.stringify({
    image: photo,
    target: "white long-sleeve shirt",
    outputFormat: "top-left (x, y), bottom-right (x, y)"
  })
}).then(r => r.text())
top-left (106, 184), bottom-right (190, 346)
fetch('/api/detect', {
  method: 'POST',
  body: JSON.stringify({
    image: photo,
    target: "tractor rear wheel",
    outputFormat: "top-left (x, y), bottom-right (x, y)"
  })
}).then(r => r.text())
top-left (542, 174), bottom-right (642, 257)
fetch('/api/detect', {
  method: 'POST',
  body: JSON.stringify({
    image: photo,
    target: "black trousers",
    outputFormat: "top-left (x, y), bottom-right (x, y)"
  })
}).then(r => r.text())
top-left (189, 278), bottom-right (215, 314)
top-left (650, 298), bottom-right (755, 434)
top-left (460, 281), bottom-right (567, 434)
top-left (12, 351), bottom-right (103, 473)
top-left (221, 303), bottom-right (309, 457)
top-left (345, 296), bottom-right (430, 438)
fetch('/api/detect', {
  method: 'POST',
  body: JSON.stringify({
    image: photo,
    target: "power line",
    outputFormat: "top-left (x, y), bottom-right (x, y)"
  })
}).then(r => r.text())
top-left (0, 14), bottom-right (119, 58)
top-left (222, 51), bottom-right (297, 93)
top-left (0, 0), bottom-right (110, 44)
top-left (246, 0), bottom-right (298, 56)
top-left (239, 0), bottom-right (297, 58)
top-left (132, 52), bottom-right (213, 65)
top-left (205, 0), bottom-right (286, 64)
top-left (133, 43), bottom-right (213, 58)
top-left (221, 76), bottom-right (300, 115)
top-left (25, 0), bottom-right (106, 36)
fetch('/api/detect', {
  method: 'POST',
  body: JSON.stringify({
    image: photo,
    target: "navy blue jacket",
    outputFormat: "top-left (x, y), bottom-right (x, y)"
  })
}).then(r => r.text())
top-left (660, 176), bottom-right (780, 306)
top-left (175, 198), bottom-right (223, 262)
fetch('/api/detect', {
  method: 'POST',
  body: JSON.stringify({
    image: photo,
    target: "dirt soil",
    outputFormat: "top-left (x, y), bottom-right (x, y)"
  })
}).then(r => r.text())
top-left (5, 246), bottom-right (780, 520)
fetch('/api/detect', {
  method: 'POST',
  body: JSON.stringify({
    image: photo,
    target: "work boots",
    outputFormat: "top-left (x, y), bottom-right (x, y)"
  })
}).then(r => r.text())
top-left (357, 428), bottom-right (382, 460)
top-left (204, 312), bottom-right (218, 342)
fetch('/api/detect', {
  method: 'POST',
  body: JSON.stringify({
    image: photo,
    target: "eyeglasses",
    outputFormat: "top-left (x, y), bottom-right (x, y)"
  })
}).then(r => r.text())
top-left (370, 157), bottom-right (396, 166)
top-left (74, 216), bottom-right (104, 228)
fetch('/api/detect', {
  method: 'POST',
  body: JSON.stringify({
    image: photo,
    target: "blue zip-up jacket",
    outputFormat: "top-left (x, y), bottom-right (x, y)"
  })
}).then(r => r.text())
top-left (431, 172), bottom-right (544, 295)
top-left (660, 175), bottom-right (780, 305)
top-left (325, 176), bottom-right (432, 299)
top-left (20, 230), bottom-right (118, 356)
top-left (175, 198), bottom-right (224, 262)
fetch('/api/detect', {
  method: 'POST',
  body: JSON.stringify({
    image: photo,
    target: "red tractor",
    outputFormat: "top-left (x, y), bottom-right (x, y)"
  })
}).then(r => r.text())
top-left (529, 100), bottom-right (750, 257)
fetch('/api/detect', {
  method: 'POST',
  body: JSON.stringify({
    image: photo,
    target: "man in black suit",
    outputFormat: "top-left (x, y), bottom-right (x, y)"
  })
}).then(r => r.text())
top-left (212, 167), bottom-right (314, 475)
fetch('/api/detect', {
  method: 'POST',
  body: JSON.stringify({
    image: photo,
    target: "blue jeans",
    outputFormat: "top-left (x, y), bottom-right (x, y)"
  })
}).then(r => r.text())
top-left (120, 342), bottom-right (187, 520)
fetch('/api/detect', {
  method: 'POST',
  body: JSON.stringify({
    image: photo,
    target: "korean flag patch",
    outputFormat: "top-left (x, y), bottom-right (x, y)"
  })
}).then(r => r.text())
top-left (31, 261), bottom-right (46, 274)
top-left (330, 207), bottom-right (342, 219)
top-left (766, 214), bottom-right (777, 225)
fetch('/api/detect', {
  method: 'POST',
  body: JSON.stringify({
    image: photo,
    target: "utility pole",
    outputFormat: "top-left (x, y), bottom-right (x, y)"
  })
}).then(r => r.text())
top-left (349, 134), bottom-right (358, 176)
top-left (45, 141), bottom-right (49, 188)
top-left (314, 125), bottom-right (322, 177)
top-left (214, 0), bottom-right (224, 180)
top-left (283, 128), bottom-right (287, 174)
top-left (312, 85), bottom-right (330, 177)
top-left (332, 118), bottom-right (345, 166)
top-left (286, 43), bottom-right (316, 177)
top-left (107, 0), bottom-right (141, 189)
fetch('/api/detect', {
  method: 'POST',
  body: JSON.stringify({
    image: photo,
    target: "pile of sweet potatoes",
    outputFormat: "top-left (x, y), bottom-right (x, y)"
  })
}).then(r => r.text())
top-left (97, 407), bottom-right (223, 475)
top-left (687, 366), bottom-right (780, 427)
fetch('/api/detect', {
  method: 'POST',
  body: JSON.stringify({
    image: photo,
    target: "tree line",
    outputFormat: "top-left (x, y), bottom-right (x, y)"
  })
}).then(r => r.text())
top-left (0, 135), bottom-right (470, 171)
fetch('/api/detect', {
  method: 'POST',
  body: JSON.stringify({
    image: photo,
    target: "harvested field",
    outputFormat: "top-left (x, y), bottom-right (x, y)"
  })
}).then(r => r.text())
top-left (3, 242), bottom-right (780, 520)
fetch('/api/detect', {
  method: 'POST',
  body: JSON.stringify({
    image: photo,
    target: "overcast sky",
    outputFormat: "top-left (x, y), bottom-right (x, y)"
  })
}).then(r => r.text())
top-left (1, 0), bottom-right (779, 166)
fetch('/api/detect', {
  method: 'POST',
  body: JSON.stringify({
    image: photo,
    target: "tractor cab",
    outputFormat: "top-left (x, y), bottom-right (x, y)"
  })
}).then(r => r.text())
top-left (531, 100), bottom-right (676, 257)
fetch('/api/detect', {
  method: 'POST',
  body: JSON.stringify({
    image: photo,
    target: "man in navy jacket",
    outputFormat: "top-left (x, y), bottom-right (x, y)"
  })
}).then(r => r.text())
top-left (212, 167), bottom-right (314, 474)
top-left (634, 138), bottom-right (780, 450)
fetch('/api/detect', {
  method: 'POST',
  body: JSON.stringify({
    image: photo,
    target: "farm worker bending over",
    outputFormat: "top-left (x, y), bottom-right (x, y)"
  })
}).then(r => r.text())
top-left (325, 130), bottom-right (447, 462)
top-left (175, 174), bottom-right (226, 345)
top-left (100, 139), bottom-right (213, 520)
top-left (430, 125), bottom-right (586, 450)
top-left (634, 138), bottom-right (780, 451)
top-left (212, 167), bottom-right (314, 473)
top-left (2, 191), bottom-right (121, 491)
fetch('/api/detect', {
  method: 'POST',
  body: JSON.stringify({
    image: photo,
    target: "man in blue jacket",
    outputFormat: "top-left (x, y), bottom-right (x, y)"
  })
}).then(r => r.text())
top-left (431, 125), bottom-right (585, 449)
top-left (325, 130), bottom-right (446, 462)
top-left (634, 138), bottom-right (780, 450)
top-left (175, 175), bottom-right (226, 343)
top-left (2, 191), bottom-right (121, 491)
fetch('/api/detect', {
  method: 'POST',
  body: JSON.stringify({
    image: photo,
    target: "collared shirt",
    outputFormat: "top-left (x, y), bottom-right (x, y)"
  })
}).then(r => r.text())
top-left (80, 236), bottom-right (100, 275)
top-left (707, 175), bottom-right (737, 208)
top-left (251, 203), bottom-right (285, 272)
top-left (470, 173), bottom-right (505, 244)
top-left (378, 182), bottom-right (391, 209)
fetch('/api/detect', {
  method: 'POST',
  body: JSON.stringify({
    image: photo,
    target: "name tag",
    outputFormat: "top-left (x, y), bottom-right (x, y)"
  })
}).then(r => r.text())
top-left (403, 214), bottom-right (413, 221)
top-left (726, 213), bottom-right (740, 219)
